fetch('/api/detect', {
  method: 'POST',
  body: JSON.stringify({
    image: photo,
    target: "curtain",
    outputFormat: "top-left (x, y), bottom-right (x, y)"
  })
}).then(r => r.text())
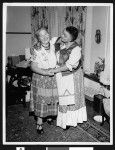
top-left (64, 6), bottom-right (86, 49)
top-left (47, 7), bottom-right (59, 38)
top-left (63, 6), bottom-right (87, 67)
top-left (31, 7), bottom-right (49, 48)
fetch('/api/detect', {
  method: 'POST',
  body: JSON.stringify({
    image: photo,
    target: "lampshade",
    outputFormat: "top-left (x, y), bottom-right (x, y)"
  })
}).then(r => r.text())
top-left (25, 48), bottom-right (32, 60)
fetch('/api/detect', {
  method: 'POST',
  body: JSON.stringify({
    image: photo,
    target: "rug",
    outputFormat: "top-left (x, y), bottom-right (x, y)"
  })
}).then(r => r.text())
top-left (6, 103), bottom-right (110, 143)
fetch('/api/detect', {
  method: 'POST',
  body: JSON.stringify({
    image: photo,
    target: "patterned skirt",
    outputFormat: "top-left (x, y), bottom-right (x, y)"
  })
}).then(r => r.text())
top-left (30, 73), bottom-right (59, 117)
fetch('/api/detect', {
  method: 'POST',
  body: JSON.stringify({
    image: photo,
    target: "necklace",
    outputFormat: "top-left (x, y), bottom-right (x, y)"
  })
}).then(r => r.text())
top-left (41, 43), bottom-right (50, 50)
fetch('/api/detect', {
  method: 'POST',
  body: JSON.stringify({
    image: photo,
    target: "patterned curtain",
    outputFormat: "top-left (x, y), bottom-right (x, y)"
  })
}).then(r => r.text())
top-left (64, 7), bottom-right (86, 48)
top-left (64, 6), bottom-right (87, 68)
top-left (31, 6), bottom-right (87, 67)
top-left (31, 7), bottom-right (49, 48)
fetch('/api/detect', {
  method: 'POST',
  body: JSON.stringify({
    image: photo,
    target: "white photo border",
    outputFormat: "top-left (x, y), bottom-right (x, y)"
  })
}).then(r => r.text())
top-left (3, 2), bottom-right (113, 145)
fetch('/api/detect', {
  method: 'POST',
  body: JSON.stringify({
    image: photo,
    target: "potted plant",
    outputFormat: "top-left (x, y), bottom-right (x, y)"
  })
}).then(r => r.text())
top-left (94, 57), bottom-right (105, 78)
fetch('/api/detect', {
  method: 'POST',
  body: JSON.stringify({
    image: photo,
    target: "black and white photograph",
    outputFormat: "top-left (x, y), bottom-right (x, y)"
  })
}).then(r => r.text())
top-left (2, 3), bottom-right (113, 145)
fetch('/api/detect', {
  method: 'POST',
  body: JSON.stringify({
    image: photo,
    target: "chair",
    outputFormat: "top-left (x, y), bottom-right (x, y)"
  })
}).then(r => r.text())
top-left (19, 55), bottom-right (25, 62)
top-left (6, 83), bottom-right (27, 108)
top-left (6, 67), bottom-right (31, 109)
top-left (102, 98), bottom-right (110, 124)
top-left (6, 82), bottom-right (27, 116)
top-left (6, 55), bottom-right (32, 112)
top-left (7, 56), bottom-right (20, 67)
top-left (99, 86), bottom-right (110, 126)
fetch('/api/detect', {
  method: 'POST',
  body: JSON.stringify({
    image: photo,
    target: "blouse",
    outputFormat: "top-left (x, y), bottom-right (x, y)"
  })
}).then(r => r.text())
top-left (32, 41), bottom-right (57, 69)
top-left (51, 37), bottom-right (81, 71)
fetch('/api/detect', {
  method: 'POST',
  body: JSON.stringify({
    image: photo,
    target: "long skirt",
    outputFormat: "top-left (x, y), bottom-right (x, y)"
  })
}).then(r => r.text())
top-left (56, 67), bottom-right (87, 129)
top-left (30, 73), bottom-right (59, 118)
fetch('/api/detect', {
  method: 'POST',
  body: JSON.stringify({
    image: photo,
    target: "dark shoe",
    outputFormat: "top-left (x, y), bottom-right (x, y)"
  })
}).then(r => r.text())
top-left (47, 119), bottom-right (54, 125)
top-left (36, 124), bottom-right (44, 134)
top-left (63, 126), bottom-right (70, 131)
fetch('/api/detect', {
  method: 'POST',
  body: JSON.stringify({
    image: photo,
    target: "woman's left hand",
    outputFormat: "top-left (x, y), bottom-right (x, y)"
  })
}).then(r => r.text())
top-left (48, 68), bottom-right (56, 74)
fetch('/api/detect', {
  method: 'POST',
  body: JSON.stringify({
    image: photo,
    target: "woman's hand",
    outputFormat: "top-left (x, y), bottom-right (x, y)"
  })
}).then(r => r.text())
top-left (44, 70), bottom-right (54, 76)
top-left (49, 65), bottom-right (69, 74)
top-left (48, 68), bottom-right (57, 74)
top-left (31, 62), bottom-right (54, 76)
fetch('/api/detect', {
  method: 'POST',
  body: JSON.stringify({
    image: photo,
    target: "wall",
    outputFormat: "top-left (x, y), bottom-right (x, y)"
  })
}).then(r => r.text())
top-left (84, 6), bottom-right (110, 94)
top-left (90, 6), bottom-right (109, 73)
top-left (84, 6), bottom-right (109, 73)
top-left (83, 7), bottom-right (93, 72)
top-left (6, 6), bottom-right (31, 58)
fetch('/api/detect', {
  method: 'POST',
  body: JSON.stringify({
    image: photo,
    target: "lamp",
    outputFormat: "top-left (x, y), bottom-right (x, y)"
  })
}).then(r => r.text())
top-left (25, 48), bottom-right (32, 61)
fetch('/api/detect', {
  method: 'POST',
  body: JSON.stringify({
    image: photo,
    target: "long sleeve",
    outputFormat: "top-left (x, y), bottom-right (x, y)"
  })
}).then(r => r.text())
top-left (66, 46), bottom-right (81, 71)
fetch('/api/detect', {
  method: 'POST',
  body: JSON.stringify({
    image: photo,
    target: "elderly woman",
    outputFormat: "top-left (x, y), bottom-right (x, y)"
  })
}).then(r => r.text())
top-left (50, 26), bottom-right (87, 129)
top-left (30, 28), bottom-right (59, 134)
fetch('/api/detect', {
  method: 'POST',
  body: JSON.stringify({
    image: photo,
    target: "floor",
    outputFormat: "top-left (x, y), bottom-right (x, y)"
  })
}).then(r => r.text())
top-left (6, 102), bottom-right (110, 142)
top-left (6, 96), bottom-right (110, 133)
top-left (86, 99), bottom-right (110, 132)
top-left (6, 84), bottom-right (110, 134)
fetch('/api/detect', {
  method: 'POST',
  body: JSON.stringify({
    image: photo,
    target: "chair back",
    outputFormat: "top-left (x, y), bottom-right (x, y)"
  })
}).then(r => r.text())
top-left (7, 56), bottom-right (20, 67)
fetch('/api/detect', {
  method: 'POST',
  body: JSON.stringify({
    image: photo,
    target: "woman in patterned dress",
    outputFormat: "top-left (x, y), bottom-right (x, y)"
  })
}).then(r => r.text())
top-left (30, 28), bottom-right (59, 134)
top-left (49, 26), bottom-right (87, 129)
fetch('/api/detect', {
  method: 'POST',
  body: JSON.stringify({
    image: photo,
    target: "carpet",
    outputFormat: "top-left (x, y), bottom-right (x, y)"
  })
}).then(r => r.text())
top-left (6, 103), bottom-right (110, 143)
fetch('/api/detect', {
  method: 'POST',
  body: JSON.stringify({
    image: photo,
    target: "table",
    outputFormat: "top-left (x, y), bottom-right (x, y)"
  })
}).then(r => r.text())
top-left (84, 73), bottom-right (109, 125)
top-left (84, 73), bottom-right (100, 102)
top-left (6, 61), bottom-right (33, 109)
top-left (84, 73), bottom-right (100, 83)
top-left (16, 66), bottom-right (32, 88)
top-left (6, 61), bottom-right (32, 88)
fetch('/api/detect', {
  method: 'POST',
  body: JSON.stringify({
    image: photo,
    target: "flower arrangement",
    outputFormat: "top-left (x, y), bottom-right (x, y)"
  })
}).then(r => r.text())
top-left (94, 57), bottom-right (105, 78)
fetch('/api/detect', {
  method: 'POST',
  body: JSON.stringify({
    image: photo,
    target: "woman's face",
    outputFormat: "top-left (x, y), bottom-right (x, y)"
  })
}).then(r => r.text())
top-left (38, 29), bottom-right (50, 44)
top-left (61, 29), bottom-right (72, 43)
